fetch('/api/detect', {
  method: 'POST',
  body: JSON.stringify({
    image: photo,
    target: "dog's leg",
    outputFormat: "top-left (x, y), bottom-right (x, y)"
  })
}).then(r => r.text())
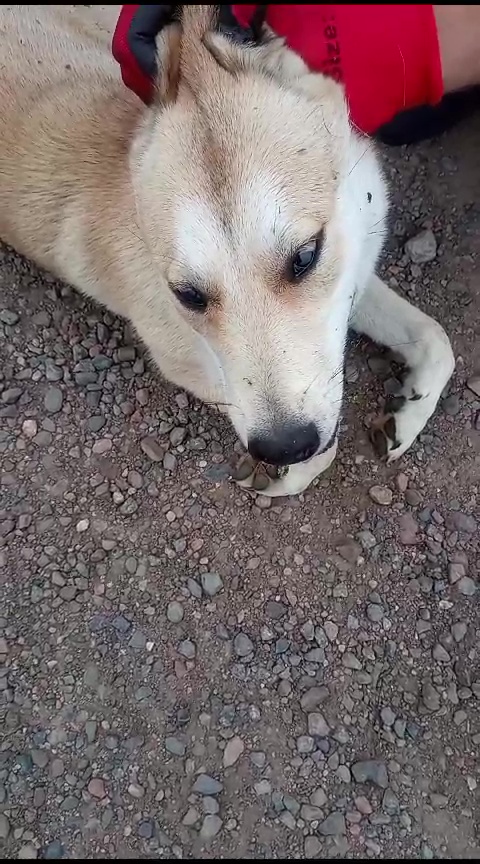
top-left (351, 273), bottom-right (455, 461)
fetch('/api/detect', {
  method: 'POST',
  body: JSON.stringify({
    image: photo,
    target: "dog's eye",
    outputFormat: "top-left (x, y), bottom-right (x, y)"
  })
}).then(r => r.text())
top-left (173, 285), bottom-right (208, 312)
top-left (289, 234), bottom-right (323, 281)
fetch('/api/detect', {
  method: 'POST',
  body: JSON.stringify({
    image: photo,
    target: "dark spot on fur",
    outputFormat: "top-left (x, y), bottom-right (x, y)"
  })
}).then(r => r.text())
top-left (384, 416), bottom-right (399, 446)
top-left (367, 192), bottom-right (372, 203)
top-left (385, 395), bottom-right (406, 414)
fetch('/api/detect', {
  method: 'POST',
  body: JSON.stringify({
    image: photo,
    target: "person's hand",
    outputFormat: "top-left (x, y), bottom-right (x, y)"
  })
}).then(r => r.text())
top-left (112, 6), bottom-right (265, 104)
top-left (112, 5), bottom-right (179, 104)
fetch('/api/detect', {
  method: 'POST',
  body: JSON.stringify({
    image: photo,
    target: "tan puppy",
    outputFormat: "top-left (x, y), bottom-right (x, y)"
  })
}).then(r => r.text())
top-left (0, 5), bottom-right (455, 496)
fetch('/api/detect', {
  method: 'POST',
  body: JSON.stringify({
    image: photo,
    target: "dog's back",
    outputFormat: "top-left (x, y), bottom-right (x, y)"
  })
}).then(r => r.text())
top-left (0, 5), bottom-right (118, 92)
top-left (0, 5), bottom-right (141, 293)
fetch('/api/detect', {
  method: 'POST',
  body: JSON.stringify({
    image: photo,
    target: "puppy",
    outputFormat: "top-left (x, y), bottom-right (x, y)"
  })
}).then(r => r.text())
top-left (0, 5), bottom-right (455, 496)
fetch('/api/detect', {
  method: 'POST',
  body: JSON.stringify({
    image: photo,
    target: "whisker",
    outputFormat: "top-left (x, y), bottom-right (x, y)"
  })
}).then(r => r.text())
top-left (204, 400), bottom-right (242, 412)
top-left (301, 360), bottom-right (345, 399)
top-left (348, 147), bottom-right (369, 177)
top-left (386, 339), bottom-right (421, 349)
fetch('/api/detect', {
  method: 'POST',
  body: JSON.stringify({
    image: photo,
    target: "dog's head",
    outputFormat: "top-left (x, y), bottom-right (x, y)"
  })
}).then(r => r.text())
top-left (132, 5), bottom-right (362, 467)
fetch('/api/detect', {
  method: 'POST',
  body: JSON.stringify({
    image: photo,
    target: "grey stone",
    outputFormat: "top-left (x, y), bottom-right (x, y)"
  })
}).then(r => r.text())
top-left (297, 735), bottom-right (315, 753)
top-left (275, 637), bottom-right (290, 654)
top-left (318, 811), bottom-right (346, 836)
top-left (128, 628), bottom-right (147, 650)
top-left (300, 686), bottom-right (329, 712)
top-left (457, 576), bottom-right (476, 596)
top-left (187, 578), bottom-right (202, 598)
top-left (0, 814), bottom-right (10, 840)
top-left (201, 797), bottom-right (220, 815)
top-left (279, 811), bottom-right (296, 830)
top-left (284, 795), bottom-right (300, 815)
top-left (405, 229), bottom-right (437, 263)
top-left (234, 632), bottom-right (254, 657)
top-left (383, 789), bottom-right (400, 815)
top-left (451, 622), bottom-right (467, 642)
top-left (182, 807), bottom-right (200, 826)
top-left (342, 651), bottom-right (362, 670)
top-left (192, 774), bottom-right (223, 795)
top-left (0, 309), bottom-right (20, 325)
top-left (200, 815), bottom-right (223, 840)
top-left (380, 707), bottom-right (396, 727)
top-left (223, 735), bottom-right (244, 767)
top-left (265, 600), bottom-right (287, 619)
top-left (17, 845), bottom-right (38, 859)
top-left (305, 837), bottom-right (322, 857)
top-left (422, 679), bottom-right (441, 712)
top-left (369, 485), bottom-right (393, 506)
top-left (42, 840), bottom-right (65, 859)
top-left (167, 601), bottom-right (184, 623)
top-left (300, 804), bottom-right (324, 822)
top-left (443, 393), bottom-right (461, 415)
top-left (448, 562), bottom-right (466, 584)
top-left (2, 387), bottom-right (22, 404)
top-left (351, 760), bottom-right (389, 788)
top-left (31, 748), bottom-right (49, 768)
top-left (432, 643), bottom-right (450, 663)
top-left (60, 795), bottom-right (79, 811)
top-left (250, 751), bottom-right (267, 768)
top-left (310, 787), bottom-right (328, 808)
top-left (254, 780), bottom-right (272, 795)
top-left (367, 603), bottom-right (384, 623)
top-left (307, 712), bottom-right (330, 737)
top-left (178, 639), bottom-right (196, 659)
top-left (112, 614), bottom-right (132, 633)
top-left (165, 736), bottom-right (186, 756)
top-left (44, 386), bottom-right (63, 414)
top-left (87, 415), bottom-right (106, 432)
top-left (201, 571), bottom-right (223, 597)
top-left (138, 819), bottom-right (156, 839)
top-left (467, 376), bottom-right (480, 397)
top-left (140, 436), bottom-right (164, 461)
top-left (450, 512), bottom-right (476, 533)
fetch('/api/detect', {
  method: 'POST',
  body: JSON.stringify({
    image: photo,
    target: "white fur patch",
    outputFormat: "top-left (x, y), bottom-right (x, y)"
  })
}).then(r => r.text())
top-left (175, 197), bottom-right (225, 281)
top-left (235, 169), bottom-right (290, 254)
top-left (175, 170), bottom-right (295, 282)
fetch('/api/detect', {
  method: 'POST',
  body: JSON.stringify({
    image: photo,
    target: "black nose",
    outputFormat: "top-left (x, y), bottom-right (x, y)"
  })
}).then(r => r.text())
top-left (247, 421), bottom-right (320, 467)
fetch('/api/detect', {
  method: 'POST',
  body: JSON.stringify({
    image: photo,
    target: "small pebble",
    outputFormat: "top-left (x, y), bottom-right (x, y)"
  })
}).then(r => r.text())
top-left (369, 485), bottom-right (393, 506)
top-left (167, 601), bottom-right (184, 623)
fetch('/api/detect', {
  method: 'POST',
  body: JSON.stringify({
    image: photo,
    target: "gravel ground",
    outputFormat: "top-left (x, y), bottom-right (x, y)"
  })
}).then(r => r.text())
top-left (1, 108), bottom-right (480, 860)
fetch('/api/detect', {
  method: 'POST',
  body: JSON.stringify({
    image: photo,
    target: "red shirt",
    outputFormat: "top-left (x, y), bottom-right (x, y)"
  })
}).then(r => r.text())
top-left (113, 4), bottom-right (444, 134)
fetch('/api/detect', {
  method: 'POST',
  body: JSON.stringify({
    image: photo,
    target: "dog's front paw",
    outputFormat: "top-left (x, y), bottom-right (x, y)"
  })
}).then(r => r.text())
top-left (232, 443), bottom-right (337, 498)
top-left (370, 389), bottom-right (442, 463)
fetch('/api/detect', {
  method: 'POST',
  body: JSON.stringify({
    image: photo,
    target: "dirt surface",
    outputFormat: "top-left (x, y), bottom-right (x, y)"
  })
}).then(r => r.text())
top-left (1, 108), bottom-right (480, 860)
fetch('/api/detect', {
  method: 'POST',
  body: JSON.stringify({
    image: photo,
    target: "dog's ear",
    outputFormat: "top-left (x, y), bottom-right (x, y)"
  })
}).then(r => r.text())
top-left (202, 6), bottom-right (292, 80)
top-left (153, 17), bottom-right (183, 105)
top-left (153, 6), bottom-right (229, 102)
top-left (203, 7), bottom-right (345, 111)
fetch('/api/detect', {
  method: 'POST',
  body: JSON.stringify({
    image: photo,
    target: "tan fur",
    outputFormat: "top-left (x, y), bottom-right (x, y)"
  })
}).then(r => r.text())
top-left (3, 5), bottom-right (451, 499)
top-left (0, 4), bottom-right (355, 412)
